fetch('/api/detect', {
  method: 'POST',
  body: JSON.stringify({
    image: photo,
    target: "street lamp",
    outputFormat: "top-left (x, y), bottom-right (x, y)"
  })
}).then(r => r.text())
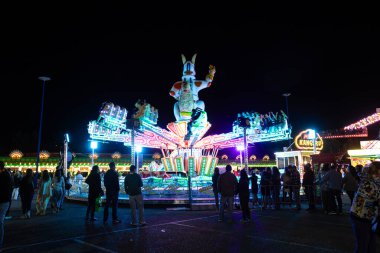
top-left (36, 76), bottom-right (51, 174)
top-left (90, 141), bottom-right (98, 167)
top-left (136, 145), bottom-right (142, 170)
top-left (308, 129), bottom-right (317, 154)
top-left (282, 93), bottom-right (291, 146)
top-left (237, 145), bottom-right (244, 170)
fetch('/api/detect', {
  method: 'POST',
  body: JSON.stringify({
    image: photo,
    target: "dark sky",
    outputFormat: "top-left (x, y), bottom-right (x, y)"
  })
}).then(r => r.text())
top-left (1, 2), bottom-right (379, 157)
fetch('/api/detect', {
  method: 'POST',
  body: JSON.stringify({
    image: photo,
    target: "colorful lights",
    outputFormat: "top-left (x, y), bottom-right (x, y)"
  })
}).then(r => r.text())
top-left (111, 152), bottom-right (121, 159)
top-left (9, 150), bottom-right (23, 160)
top-left (344, 112), bottom-right (380, 130)
top-left (39, 150), bottom-right (50, 160)
top-left (294, 129), bottom-right (323, 151)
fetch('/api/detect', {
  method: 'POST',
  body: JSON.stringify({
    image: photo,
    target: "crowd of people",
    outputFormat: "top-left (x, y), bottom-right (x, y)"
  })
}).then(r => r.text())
top-left (211, 161), bottom-right (380, 252)
top-left (0, 161), bottom-right (146, 251)
top-left (0, 160), bottom-right (379, 252)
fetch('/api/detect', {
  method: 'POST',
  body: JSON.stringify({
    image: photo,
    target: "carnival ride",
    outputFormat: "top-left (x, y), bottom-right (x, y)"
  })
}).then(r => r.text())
top-left (86, 54), bottom-right (291, 202)
top-left (319, 110), bottom-right (380, 139)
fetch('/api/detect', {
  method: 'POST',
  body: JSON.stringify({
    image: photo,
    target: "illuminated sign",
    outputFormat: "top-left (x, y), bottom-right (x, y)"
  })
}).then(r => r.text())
top-left (162, 158), bottom-right (175, 172)
top-left (188, 157), bottom-right (196, 177)
top-left (294, 129), bottom-right (323, 151)
top-left (174, 157), bottom-right (184, 172)
top-left (199, 156), bottom-right (208, 176)
top-left (207, 157), bottom-right (218, 176)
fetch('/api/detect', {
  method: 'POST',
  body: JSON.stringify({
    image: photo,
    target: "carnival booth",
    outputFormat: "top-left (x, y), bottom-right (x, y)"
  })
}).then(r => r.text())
top-left (275, 129), bottom-right (323, 177)
top-left (348, 140), bottom-right (380, 166)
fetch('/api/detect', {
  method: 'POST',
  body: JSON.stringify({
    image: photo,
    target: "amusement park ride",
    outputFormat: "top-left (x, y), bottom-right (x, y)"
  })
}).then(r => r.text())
top-left (88, 54), bottom-right (291, 177)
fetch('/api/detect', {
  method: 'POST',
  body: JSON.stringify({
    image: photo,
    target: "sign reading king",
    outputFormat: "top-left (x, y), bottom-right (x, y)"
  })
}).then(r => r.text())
top-left (294, 129), bottom-right (323, 151)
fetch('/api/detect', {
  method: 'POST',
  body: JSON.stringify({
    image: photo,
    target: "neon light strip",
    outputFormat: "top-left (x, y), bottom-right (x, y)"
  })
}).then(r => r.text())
top-left (348, 149), bottom-right (380, 157)
top-left (344, 112), bottom-right (380, 130)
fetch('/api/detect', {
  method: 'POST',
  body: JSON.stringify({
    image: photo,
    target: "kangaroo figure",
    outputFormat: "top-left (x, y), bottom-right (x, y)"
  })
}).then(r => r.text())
top-left (169, 54), bottom-right (216, 122)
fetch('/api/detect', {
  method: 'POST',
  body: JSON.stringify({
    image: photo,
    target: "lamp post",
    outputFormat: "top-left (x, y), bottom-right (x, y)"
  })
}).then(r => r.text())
top-left (237, 145), bottom-right (244, 169)
top-left (282, 93), bottom-right (291, 146)
top-left (36, 76), bottom-right (51, 174)
top-left (90, 141), bottom-right (98, 167)
top-left (136, 145), bottom-right (142, 170)
top-left (308, 129), bottom-right (317, 154)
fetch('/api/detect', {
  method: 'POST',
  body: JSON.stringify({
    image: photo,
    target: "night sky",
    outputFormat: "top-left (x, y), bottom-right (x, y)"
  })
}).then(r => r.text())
top-left (1, 3), bottom-right (379, 157)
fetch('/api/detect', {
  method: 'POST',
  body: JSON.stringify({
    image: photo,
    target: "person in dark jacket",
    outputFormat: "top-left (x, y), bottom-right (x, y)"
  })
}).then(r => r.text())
top-left (343, 165), bottom-right (359, 205)
top-left (250, 170), bottom-right (259, 207)
top-left (260, 167), bottom-right (272, 209)
top-left (85, 165), bottom-right (103, 221)
top-left (212, 167), bottom-right (220, 211)
top-left (0, 161), bottom-right (13, 251)
top-left (124, 165), bottom-right (146, 227)
top-left (19, 169), bottom-right (35, 219)
top-left (303, 163), bottom-right (316, 211)
top-left (103, 162), bottom-right (121, 224)
top-left (217, 164), bottom-right (238, 222)
top-left (271, 167), bottom-right (281, 210)
top-left (290, 165), bottom-right (301, 210)
top-left (238, 169), bottom-right (251, 222)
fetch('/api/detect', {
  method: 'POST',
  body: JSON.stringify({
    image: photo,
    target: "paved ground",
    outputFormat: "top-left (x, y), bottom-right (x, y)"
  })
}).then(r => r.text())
top-left (1, 197), bottom-right (379, 253)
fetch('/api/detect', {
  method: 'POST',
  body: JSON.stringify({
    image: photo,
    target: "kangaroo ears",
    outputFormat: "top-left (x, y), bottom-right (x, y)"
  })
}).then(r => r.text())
top-left (181, 54), bottom-right (186, 64)
top-left (191, 54), bottom-right (197, 64)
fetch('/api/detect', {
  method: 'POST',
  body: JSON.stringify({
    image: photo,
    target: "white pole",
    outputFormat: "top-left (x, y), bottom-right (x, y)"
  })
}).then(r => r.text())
top-left (64, 141), bottom-right (68, 177)
top-left (92, 148), bottom-right (94, 167)
top-left (240, 150), bottom-right (243, 169)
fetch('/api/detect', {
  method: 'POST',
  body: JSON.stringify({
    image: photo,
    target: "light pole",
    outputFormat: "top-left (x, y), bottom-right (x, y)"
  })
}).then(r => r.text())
top-left (90, 141), bottom-right (98, 167)
top-left (36, 76), bottom-right (51, 174)
top-left (136, 145), bottom-right (142, 170)
top-left (308, 129), bottom-right (317, 154)
top-left (237, 145), bottom-right (244, 170)
top-left (282, 93), bottom-right (291, 146)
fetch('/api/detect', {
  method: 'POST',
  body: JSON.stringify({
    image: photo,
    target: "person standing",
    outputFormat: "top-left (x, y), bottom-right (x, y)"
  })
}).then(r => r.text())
top-left (36, 170), bottom-right (52, 216)
top-left (238, 169), bottom-right (251, 222)
top-left (51, 170), bottom-right (65, 213)
top-left (281, 167), bottom-right (292, 206)
top-left (217, 164), bottom-right (238, 222)
top-left (103, 162), bottom-right (121, 224)
top-left (19, 169), bottom-right (35, 219)
top-left (291, 165), bottom-right (301, 210)
top-left (343, 166), bottom-right (359, 205)
top-left (260, 167), bottom-right (272, 209)
top-left (212, 167), bottom-right (220, 211)
top-left (322, 164), bottom-right (343, 215)
top-left (250, 169), bottom-right (259, 208)
top-left (271, 167), bottom-right (281, 210)
top-left (75, 171), bottom-right (84, 195)
top-left (0, 161), bottom-right (13, 251)
top-left (350, 161), bottom-right (380, 253)
top-left (316, 163), bottom-right (330, 214)
top-left (124, 165), bottom-right (146, 227)
top-left (303, 163), bottom-right (316, 211)
top-left (4, 169), bottom-right (14, 220)
top-left (85, 165), bottom-right (103, 221)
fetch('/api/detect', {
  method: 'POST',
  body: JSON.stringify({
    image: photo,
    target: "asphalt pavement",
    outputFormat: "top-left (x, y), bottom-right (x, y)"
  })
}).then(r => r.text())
top-left (1, 197), bottom-right (379, 253)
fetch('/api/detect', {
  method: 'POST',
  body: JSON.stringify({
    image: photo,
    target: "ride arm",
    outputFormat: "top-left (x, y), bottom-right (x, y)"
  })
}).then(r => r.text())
top-left (194, 65), bottom-right (216, 92)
